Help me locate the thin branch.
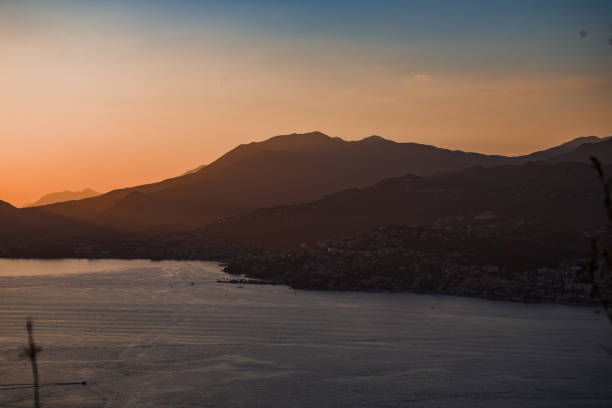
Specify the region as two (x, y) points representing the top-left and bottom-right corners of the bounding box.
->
(20, 319), (42, 408)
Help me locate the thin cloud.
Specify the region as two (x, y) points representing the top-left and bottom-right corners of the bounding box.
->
(409, 72), (431, 82)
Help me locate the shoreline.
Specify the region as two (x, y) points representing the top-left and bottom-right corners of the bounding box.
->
(217, 273), (602, 307)
(0, 250), (603, 307)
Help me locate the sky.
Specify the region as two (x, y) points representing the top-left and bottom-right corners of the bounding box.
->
(1, 0), (612, 207)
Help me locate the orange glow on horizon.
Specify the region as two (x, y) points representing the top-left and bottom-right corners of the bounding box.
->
(1, 3), (611, 207)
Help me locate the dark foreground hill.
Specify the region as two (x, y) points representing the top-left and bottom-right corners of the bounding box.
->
(204, 161), (608, 248)
(0, 200), (118, 257)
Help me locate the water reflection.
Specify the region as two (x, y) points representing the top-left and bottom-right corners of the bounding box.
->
(0, 258), (209, 277)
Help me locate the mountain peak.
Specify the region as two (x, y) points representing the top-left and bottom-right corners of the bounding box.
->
(251, 131), (340, 150)
(0, 200), (16, 211)
(293, 131), (330, 138)
(272, 131), (333, 142)
(359, 135), (392, 144)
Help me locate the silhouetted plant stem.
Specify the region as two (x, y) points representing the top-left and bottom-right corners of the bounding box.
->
(23, 318), (42, 408)
(589, 156), (612, 325)
(591, 156), (612, 223)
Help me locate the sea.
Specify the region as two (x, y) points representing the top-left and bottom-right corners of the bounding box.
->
(0, 258), (611, 407)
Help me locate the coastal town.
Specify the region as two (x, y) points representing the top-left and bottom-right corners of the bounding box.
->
(223, 225), (611, 305)
(2, 221), (610, 305)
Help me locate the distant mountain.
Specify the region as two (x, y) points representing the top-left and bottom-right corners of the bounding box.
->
(516, 136), (610, 162)
(27, 189), (100, 207)
(547, 138), (612, 164)
(25, 132), (612, 235)
(204, 161), (607, 248)
(36, 131), (516, 232)
(182, 164), (207, 176)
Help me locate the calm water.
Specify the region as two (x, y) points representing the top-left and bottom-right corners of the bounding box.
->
(0, 258), (189, 277)
(0, 258), (611, 407)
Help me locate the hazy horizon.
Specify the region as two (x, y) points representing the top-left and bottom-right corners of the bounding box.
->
(2, 0), (612, 206)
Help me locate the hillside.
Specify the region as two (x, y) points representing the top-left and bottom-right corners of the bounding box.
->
(13, 132), (611, 236)
(0, 199), (117, 257)
(204, 161), (607, 248)
(547, 138), (612, 164)
(517, 135), (610, 162)
(2, 135), (609, 259)
(36, 131), (515, 232)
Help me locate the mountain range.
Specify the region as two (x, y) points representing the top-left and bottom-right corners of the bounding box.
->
(25, 133), (612, 232)
(25, 188), (100, 207)
(33, 131), (513, 231)
(1, 132), (611, 254)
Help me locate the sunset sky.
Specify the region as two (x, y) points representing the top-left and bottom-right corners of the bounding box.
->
(1, 0), (612, 207)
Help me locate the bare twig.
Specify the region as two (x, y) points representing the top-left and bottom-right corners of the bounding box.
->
(591, 156), (612, 224)
(0, 381), (86, 391)
(589, 156), (612, 326)
(20, 318), (42, 408)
